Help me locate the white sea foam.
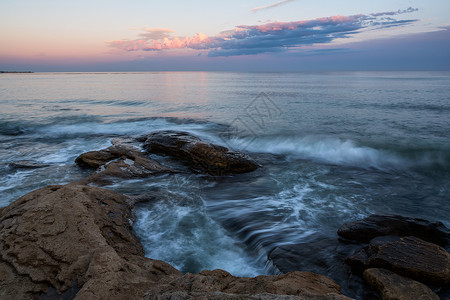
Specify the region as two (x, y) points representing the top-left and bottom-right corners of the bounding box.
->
(229, 136), (411, 170)
(134, 201), (266, 277)
(0, 170), (34, 193)
(204, 169), (372, 249)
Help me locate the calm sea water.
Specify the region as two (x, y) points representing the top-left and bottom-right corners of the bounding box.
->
(1, 72), (449, 297)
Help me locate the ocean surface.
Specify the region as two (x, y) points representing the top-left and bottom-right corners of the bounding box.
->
(1, 72), (449, 298)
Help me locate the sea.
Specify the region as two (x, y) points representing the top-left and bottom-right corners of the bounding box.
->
(1, 71), (449, 298)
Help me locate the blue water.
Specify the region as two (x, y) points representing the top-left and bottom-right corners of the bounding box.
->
(1, 72), (449, 298)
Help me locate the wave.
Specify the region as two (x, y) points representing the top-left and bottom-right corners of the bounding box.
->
(134, 199), (266, 277)
(58, 99), (149, 107)
(0, 116), (220, 139)
(3, 114), (448, 171)
(0, 120), (28, 136)
(228, 135), (450, 170)
(347, 102), (450, 112)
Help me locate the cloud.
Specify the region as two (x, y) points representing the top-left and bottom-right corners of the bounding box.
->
(251, 0), (296, 12)
(371, 7), (418, 17)
(107, 8), (419, 57)
(139, 28), (176, 40)
(108, 31), (210, 52)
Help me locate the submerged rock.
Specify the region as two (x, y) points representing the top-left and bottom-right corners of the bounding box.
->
(363, 268), (439, 300)
(8, 160), (50, 169)
(140, 130), (259, 175)
(337, 214), (450, 247)
(143, 269), (353, 300)
(268, 237), (353, 275)
(267, 236), (380, 299)
(0, 184), (181, 299)
(346, 236), (450, 285)
(75, 144), (173, 184)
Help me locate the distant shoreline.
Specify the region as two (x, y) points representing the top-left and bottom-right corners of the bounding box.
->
(0, 71), (34, 73)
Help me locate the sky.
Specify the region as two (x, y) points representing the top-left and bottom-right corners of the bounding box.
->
(1, 0), (450, 71)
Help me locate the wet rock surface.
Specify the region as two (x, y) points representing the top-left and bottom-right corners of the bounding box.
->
(363, 268), (440, 300)
(339, 215), (450, 299)
(338, 214), (450, 247)
(143, 269), (353, 300)
(346, 236), (450, 285)
(75, 144), (173, 184)
(140, 130), (259, 175)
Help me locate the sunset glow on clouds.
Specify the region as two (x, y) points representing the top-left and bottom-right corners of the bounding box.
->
(1, 0), (449, 71)
(108, 31), (210, 52)
(107, 8), (419, 57)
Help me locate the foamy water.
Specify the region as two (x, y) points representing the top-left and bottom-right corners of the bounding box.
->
(1, 71), (449, 298)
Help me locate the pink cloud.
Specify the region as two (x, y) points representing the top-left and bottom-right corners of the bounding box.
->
(106, 9), (419, 57)
(108, 32), (210, 51)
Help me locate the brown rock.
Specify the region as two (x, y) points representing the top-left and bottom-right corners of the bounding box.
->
(75, 144), (173, 184)
(337, 214), (450, 247)
(346, 236), (450, 285)
(140, 130), (259, 175)
(75, 145), (123, 169)
(143, 269), (353, 300)
(363, 268), (439, 300)
(0, 184), (181, 299)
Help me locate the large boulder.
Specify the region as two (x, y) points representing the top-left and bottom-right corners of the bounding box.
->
(0, 184), (181, 299)
(337, 214), (450, 247)
(143, 269), (353, 300)
(140, 130), (259, 175)
(346, 236), (450, 285)
(363, 268), (439, 300)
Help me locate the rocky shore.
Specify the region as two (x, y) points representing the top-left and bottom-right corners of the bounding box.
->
(1, 131), (449, 299)
(337, 215), (450, 299)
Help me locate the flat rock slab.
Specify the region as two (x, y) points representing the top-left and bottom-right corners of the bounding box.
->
(338, 214), (450, 247)
(363, 268), (439, 300)
(143, 269), (353, 300)
(140, 130), (259, 175)
(346, 236), (450, 286)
